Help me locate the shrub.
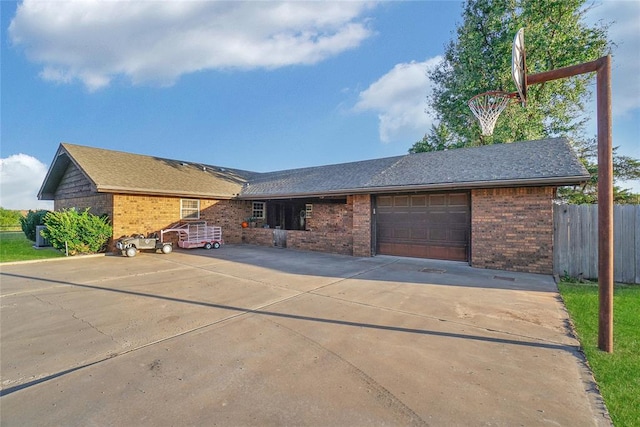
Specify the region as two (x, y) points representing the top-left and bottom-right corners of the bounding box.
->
(19, 209), (50, 241)
(41, 208), (112, 255)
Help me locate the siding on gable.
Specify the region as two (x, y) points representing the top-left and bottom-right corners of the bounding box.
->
(54, 193), (113, 218)
(55, 163), (94, 199)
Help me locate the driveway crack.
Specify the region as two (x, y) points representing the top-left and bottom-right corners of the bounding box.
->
(261, 316), (428, 426)
(30, 294), (116, 343)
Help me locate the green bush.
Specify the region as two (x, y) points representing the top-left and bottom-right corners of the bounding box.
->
(41, 208), (112, 255)
(19, 209), (50, 241)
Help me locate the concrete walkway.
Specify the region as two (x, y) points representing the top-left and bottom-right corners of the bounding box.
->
(0, 245), (610, 426)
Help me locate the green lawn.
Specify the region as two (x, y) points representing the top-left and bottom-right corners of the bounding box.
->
(0, 231), (65, 263)
(558, 281), (640, 427)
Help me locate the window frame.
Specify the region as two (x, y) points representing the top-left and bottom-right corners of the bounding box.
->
(252, 201), (266, 219)
(180, 199), (200, 220)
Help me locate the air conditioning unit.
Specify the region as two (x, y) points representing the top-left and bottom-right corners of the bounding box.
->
(35, 225), (51, 248)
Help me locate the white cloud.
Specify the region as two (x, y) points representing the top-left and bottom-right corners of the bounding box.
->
(354, 57), (441, 143)
(586, 0), (640, 116)
(8, 0), (376, 91)
(0, 154), (53, 210)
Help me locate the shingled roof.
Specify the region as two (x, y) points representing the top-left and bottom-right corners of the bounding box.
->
(239, 138), (589, 198)
(39, 143), (257, 200)
(39, 138), (589, 201)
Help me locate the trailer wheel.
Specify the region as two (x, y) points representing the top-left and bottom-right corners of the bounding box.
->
(125, 247), (137, 257)
(204, 242), (213, 250)
(161, 244), (173, 254)
(213, 242), (221, 249)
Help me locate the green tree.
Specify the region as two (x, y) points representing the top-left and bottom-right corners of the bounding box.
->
(409, 124), (461, 153)
(410, 0), (639, 202)
(19, 209), (50, 241)
(411, 0), (610, 150)
(557, 139), (640, 204)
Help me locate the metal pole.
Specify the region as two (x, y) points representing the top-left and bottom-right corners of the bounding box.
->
(597, 55), (613, 353)
(528, 55), (614, 353)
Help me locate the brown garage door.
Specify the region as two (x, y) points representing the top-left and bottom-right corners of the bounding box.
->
(376, 192), (470, 261)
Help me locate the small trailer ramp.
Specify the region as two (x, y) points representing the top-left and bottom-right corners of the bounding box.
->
(161, 222), (223, 250)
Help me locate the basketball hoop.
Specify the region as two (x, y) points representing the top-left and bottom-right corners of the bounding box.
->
(467, 91), (518, 136)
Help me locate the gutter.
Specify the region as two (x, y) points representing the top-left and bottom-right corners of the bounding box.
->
(95, 186), (239, 200)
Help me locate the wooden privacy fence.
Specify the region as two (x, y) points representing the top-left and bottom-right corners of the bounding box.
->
(554, 204), (640, 284)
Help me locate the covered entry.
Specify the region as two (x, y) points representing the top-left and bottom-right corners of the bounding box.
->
(376, 192), (470, 261)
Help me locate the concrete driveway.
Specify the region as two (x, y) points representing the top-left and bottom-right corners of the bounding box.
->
(1, 245), (609, 426)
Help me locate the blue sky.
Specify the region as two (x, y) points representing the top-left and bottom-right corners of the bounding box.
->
(1, 0), (638, 210)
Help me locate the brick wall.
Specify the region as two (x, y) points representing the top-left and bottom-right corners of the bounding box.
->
(352, 194), (372, 257)
(200, 200), (252, 244)
(241, 228), (276, 247)
(288, 230), (353, 255)
(112, 195), (250, 244)
(241, 199), (357, 256)
(471, 187), (555, 274)
(306, 202), (352, 232)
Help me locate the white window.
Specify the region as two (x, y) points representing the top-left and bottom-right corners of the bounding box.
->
(252, 202), (265, 219)
(181, 199), (200, 219)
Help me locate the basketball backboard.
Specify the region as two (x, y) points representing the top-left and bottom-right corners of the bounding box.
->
(512, 28), (527, 106)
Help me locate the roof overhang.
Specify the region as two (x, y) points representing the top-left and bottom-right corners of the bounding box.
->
(235, 175), (589, 200)
(95, 186), (237, 200)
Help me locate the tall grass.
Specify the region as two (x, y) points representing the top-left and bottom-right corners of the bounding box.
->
(558, 281), (640, 426)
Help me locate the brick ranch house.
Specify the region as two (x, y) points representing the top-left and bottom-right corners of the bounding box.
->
(38, 138), (588, 274)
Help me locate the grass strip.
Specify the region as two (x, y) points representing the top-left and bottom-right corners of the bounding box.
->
(558, 281), (640, 426)
(0, 231), (65, 263)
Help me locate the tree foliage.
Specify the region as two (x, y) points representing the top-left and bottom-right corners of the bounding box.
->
(412, 0), (610, 150)
(41, 208), (112, 255)
(19, 210), (50, 241)
(410, 0), (639, 202)
(557, 139), (640, 204)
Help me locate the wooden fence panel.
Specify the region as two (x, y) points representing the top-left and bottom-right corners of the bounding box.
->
(554, 204), (639, 284)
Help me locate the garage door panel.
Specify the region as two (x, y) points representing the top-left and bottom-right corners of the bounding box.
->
(378, 196), (393, 207)
(429, 228), (448, 241)
(428, 212), (449, 223)
(394, 196), (410, 207)
(376, 192), (470, 261)
(429, 194), (447, 206)
(411, 228), (428, 240)
(449, 212), (470, 224)
(394, 228), (411, 239)
(449, 228), (468, 243)
(449, 193), (469, 206)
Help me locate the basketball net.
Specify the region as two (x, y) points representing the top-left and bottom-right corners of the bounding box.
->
(467, 91), (518, 136)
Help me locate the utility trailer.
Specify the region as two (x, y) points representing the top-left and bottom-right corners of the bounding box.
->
(161, 222), (223, 250)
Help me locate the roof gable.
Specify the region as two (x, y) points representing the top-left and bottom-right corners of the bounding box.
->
(39, 143), (256, 200)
